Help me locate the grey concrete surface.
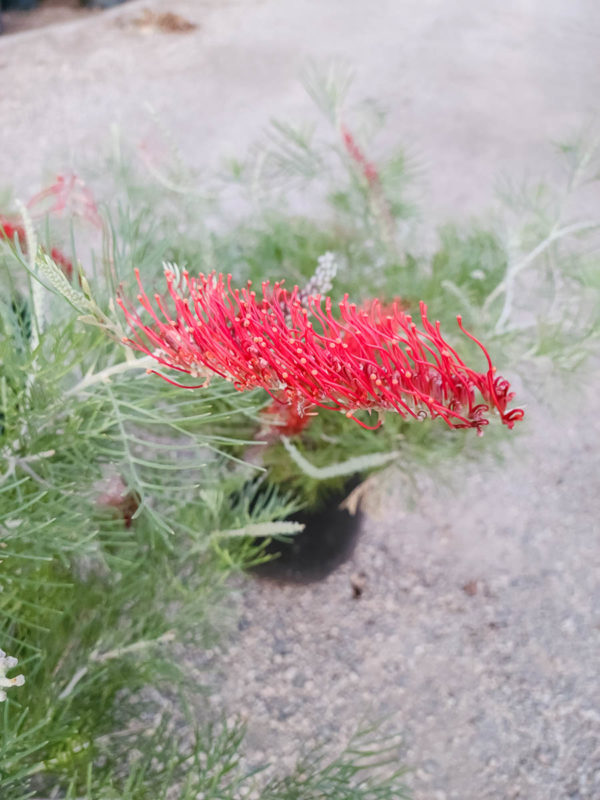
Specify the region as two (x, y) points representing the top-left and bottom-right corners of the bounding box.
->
(2, 0), (600, 216)
(2, 2), (599, 798)
(206, 391), (600, 800)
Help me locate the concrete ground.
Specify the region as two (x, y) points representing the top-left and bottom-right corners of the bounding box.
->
(2, 2), (599, 798)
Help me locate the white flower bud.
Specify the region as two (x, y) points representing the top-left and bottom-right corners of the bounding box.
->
(0, 648), (25, 701)
(299, 251), (339, 304)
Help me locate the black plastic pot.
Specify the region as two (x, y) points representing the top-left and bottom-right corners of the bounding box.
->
(252, 478), (363, 584)
(85, 0), (129, 7)
(0, 0), (128, 9)
(1, 0), (37, 8)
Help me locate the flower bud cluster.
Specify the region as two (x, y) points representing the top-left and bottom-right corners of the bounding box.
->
(298, 251), (338, 305)
(0, 648), (25, 702)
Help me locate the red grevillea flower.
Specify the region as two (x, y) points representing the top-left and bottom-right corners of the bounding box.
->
(97, 473), (140, 529)
(27, 173), (103, 230)
(0, 218), (26, 248)
(0, 173), (101, 281)
(341, 124), (380, 186)
(49, 247), (74, 281)
(340, 123), (395, 243)
(118, 269), (524, 434)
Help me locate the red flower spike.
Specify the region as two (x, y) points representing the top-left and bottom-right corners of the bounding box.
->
(0, 218), (26, 247)
(1, 173), (100, 282)
(27, 174), (103, 230)
(97, 474), (140, 529)
(340, 125), (381, 187)
(260, 399), (315, 438)
(118, 270), (524, 434)
(49, 247), (74, 281)
(339, 123), (396, 245)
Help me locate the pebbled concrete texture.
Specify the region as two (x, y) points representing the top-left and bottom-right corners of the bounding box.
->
(2, 2), (599, 798)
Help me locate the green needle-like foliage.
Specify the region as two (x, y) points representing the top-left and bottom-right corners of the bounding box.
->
(0, 236), (293, 793)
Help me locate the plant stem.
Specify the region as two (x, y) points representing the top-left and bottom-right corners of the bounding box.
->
(57, 631), (176, 700)
(486, 220), (599, 333)
(281, 436), (399, 480)
(64, 355), (156, 398)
